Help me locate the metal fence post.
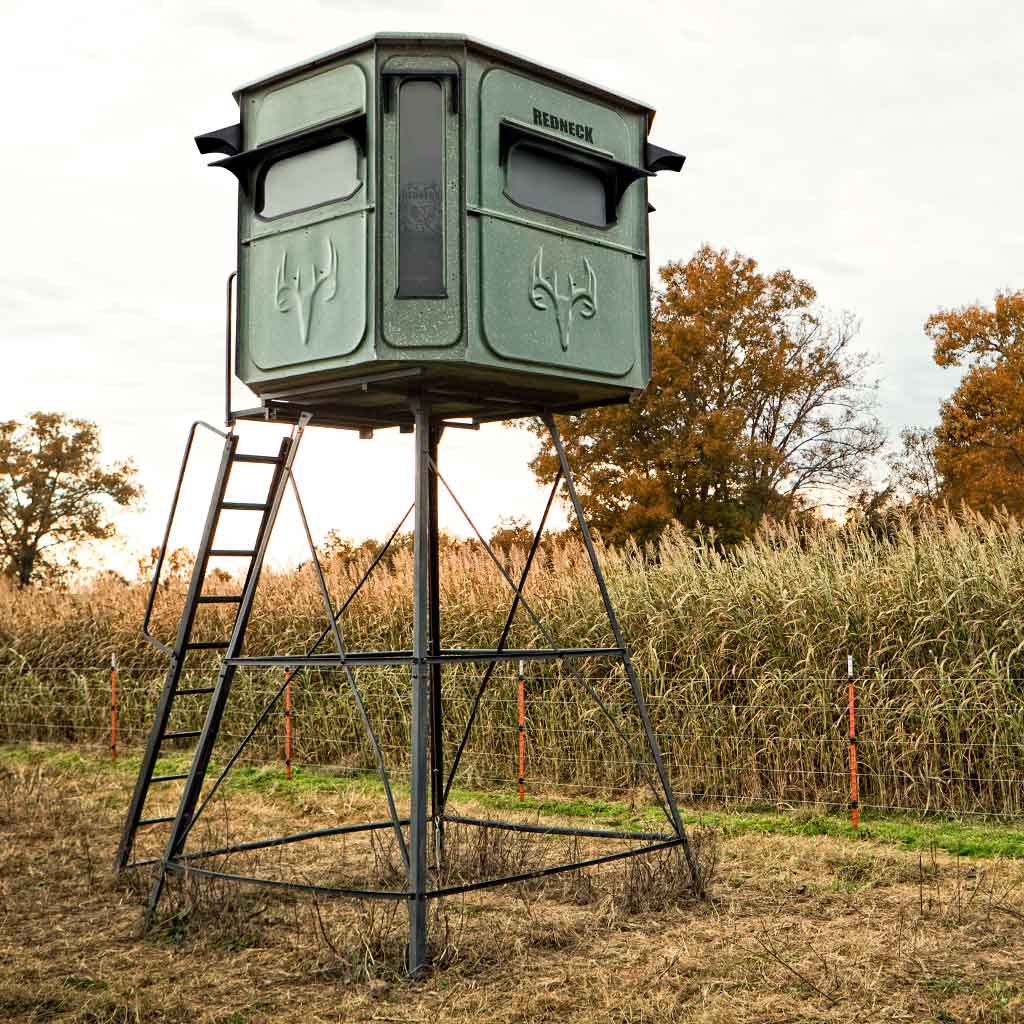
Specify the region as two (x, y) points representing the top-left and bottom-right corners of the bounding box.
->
(110, 653), (118, 762)
(517, 659), (526, 802)
(284, 669), (293, 780)
(847, 654), (859, 831)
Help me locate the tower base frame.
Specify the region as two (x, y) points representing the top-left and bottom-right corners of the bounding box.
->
(118, 403), (702, 977)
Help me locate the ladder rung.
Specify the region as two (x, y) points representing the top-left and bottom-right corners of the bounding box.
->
(152, 773), (189, 783)
(176, 686), (216, 696)
(163, 730), (201, 741)
(220, 501), (269, 511)
(138, 816), (175, 827)
(185, 641), (230, 650)
(209, 549), (256, 557)
(196, 595), (243, 604)
(233, 453), (282, 465)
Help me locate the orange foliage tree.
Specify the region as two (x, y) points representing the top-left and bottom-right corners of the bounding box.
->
(529, 246), (884, 544)
(927, 289), (1024, 515)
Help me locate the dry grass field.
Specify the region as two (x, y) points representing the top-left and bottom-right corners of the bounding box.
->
(3, 745), (1024, 1023)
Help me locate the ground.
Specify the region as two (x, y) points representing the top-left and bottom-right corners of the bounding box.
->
(2, 745), (1024, 1023)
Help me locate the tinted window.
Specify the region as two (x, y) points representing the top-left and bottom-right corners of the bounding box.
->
(506, 143), (608, 227)
(260, 137), (359, 219)
(398, 80), (445, 298)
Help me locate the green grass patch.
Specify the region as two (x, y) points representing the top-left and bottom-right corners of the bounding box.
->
(5, 742), (1024, 860)
(455, 788), (663, 831)
(680, 806), (1024, 859)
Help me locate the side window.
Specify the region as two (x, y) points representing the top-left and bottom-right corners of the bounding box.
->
(397, 79), (445, 298)
(505, 142), (609, 228)
(258, 137), (360, 219)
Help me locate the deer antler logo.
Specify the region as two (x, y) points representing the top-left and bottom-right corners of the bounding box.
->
(529, 247), (597, 352)
(274, 237), (338, 345)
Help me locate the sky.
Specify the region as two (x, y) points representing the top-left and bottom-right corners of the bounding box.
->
(3, 1), (1022, 575)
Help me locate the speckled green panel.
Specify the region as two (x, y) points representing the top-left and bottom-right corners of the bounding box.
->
(478, 69), (645, 254)
(379, 54), (463, 351)
(249, 64), (366, 146)
(479, 220), (638, 377)
(242, 210), (368, 372)
(235, 54), (375, 390)
(471, 68), (648, 386)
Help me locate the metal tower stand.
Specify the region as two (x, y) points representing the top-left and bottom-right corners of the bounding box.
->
(117, 399), (702, 977)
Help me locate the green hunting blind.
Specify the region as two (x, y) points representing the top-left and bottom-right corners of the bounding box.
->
(195, 32), (684, 426)
(119, 33), (698, 978)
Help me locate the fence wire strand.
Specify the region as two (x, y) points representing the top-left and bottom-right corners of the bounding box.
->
(3, 664), (1024, 822)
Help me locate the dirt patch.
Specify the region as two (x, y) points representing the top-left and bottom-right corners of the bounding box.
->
(2, 748), (1024, 1022)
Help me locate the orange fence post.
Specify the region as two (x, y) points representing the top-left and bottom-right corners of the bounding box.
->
(110, 653), (118, 761)
(284, 669), (293, 780)
(517, 659), (526, 802)
(847, 654), (859, 830)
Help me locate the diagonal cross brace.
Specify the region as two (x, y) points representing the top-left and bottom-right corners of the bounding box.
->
(430, 456), (677, 835)
(544, 412), (701, 891)
(440, 467), (562, 808)
(288, 473), (410, 868)
(176, 499), (416, 859)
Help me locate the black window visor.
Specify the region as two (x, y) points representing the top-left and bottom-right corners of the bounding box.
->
(201, 112), (368, 206)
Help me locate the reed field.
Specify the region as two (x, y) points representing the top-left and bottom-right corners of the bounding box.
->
(2, 508), (1024, 818)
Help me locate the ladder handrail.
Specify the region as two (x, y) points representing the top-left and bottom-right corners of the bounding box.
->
(142, 419), (231, 655)
(225, 270), (237, 429)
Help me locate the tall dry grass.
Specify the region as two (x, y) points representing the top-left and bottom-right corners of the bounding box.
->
(2, 507), (1023, 817)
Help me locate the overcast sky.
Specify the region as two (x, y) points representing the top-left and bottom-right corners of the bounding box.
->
(4, 1), (1022, 574)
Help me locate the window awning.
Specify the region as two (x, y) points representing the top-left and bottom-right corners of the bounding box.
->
(194, 113), (368, 194)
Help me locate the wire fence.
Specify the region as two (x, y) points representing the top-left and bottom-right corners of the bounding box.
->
(2, 661), (1024, 822)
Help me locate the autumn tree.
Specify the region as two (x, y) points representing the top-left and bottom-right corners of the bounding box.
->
(927, 289), (1024, 515)
(0, 412), (141, 587)
(489, 514), (534, 552)
(137, 545), (195, 581)
(887, 427), (942, 504)
(529, 246), (884, 544)
(319, 529), (380, 567)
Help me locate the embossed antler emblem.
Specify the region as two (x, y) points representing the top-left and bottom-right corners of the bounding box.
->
(275, 237), (338, 345)
(529, 247), (597, 352)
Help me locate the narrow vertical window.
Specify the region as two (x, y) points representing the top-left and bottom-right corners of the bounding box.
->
(398, 80), (445, 298)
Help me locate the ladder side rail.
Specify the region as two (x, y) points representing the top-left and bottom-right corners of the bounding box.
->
(113, 431), (239, 872)
(148, 424), (306, 914)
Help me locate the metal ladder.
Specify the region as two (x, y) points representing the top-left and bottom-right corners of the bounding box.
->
(113, 419), (305, 872)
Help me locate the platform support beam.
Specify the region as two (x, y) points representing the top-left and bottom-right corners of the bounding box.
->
(427, 422), (445, 866)
(407, 399), (432, 976)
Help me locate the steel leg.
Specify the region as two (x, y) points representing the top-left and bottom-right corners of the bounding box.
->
(427, 424), (444, 869)
(544, 412), (702, 892)
(407, 400), (431, 975)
